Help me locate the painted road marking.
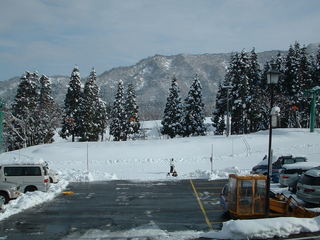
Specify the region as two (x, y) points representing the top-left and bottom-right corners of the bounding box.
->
(190, 179), (228, 230)
(190, 179), (213, 230)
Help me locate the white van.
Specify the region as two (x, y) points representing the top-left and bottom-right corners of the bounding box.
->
(0, 164), (50, 193)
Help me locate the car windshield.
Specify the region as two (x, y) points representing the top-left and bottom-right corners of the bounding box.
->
(300, 174), (320, 186)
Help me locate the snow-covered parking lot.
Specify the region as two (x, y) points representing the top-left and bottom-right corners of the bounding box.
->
(0, 128), (320, 239)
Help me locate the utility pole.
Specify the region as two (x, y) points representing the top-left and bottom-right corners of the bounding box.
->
(210, 144), (213, 175)
(223, 85), (233, 137)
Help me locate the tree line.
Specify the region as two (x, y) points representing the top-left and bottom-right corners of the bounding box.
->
(2, 41), (320, 151)
(3, 66), (141, 151)
(213, 42), (320, 135)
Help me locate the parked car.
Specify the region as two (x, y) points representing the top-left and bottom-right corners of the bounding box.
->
(250, 164), (282, 183)
(296, 167), (320, 205)
(279, 162), (319, 192)
(0, 164), (50, 193)
(251, 155), (308, 183)
(0, 181), (21, 204)
(276, 156), (307, 166)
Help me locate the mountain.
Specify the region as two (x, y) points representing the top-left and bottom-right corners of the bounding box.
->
(0, 43), (318, 120)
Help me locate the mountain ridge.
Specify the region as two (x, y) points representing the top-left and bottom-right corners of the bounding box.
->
(1, 42), (319, 120)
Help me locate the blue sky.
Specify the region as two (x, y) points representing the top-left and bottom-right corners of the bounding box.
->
(0, 0), (319, 81)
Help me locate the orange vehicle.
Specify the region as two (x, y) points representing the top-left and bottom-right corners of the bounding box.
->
(225, 174), (318, 219)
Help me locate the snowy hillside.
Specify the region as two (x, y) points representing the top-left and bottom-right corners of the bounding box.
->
(1, 128), (319, 182)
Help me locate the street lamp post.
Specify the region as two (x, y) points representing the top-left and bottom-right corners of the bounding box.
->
(265, 64), (280, 216)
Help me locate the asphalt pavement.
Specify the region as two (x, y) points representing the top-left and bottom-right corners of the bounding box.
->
(0, 179), (227, 240)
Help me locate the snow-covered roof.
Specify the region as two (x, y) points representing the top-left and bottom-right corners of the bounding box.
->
(282, 162), (319, 170)
(305, 168), (320, 177)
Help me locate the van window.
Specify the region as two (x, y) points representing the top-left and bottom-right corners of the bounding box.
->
(4, 167), (42, 176)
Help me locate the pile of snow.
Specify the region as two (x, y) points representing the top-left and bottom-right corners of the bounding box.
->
(0, 180), (68, 221)
(63, 221), (202, 240)
(202, 216), (320, 239)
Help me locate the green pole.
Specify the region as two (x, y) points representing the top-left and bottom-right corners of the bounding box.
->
(310, 93), (316, 133)
(0, 100), (3, 152)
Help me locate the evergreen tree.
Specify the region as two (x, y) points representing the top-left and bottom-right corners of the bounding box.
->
(110, 80), (128, 141)
(37, 75), (59, 144)
(182, 74), (206, 137)
(125, 83), (140, 138)
(228, 52), (251, 134)
(11, 72), (39, 148)
(60, 66), (82, 142)
(297, 46), (313, 127)
(161, 76), (184, 138)
(313, 45), (320, 87)
(212, 83), (226, 135)
(312, 45), (320, 127)
(247, 48), (262, 132)
(78, 68), (102, 141)
(96, 99), (108, 141)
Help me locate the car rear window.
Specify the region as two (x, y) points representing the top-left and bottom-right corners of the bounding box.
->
(283, 159), (295, 164)
(4, 167), (42, 176)
(300, 174), (320, 186)
(294, 157), (306, 163)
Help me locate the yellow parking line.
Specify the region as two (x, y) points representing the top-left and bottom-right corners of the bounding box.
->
(190, 179), (213, 230)
(210, 221), (223, 225)
(193, 182), (223, 185)
(206, 209), (223, 213)
(195, 187), (223, 190)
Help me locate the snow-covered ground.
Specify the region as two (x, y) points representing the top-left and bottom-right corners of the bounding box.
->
(0, 127), (320, 239)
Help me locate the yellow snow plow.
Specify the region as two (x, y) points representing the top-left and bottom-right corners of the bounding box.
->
(225, 174), (318, 219)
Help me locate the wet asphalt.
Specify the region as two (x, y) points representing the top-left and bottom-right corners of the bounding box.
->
(0, 179), (227, 240)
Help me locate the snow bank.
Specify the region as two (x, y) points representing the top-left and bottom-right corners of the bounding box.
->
(0, 180), (68, 221)
(202, 216), (320, 239)
(62, 221), (203, 240)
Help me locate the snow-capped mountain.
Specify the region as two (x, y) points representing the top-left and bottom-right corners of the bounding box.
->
(0, 43), (318, 120)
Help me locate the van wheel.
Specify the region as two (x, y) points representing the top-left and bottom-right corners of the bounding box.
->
(0, 192), (9, 204)
(24, 186), (37, 193)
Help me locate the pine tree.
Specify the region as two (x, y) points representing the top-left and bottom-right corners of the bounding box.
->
(161, 76), (184, 138)
(297, 46), (313, 127)
(110, 80), (128, 141)
(11, 72), (39, 148)
(247, 48), (262, 132)
(60, 66), (82, 142)
(228, 52), (251, 134)
(78, 68), (102, 141)
(125, 83), (140, 138)
(212, 83), (226, 135)
(37, 75), (59, 144)
(96, 99), (108, 141)
(312, 45), (320, 127)
(313, 45), (320, 87)
(182, 74), (206, 137)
